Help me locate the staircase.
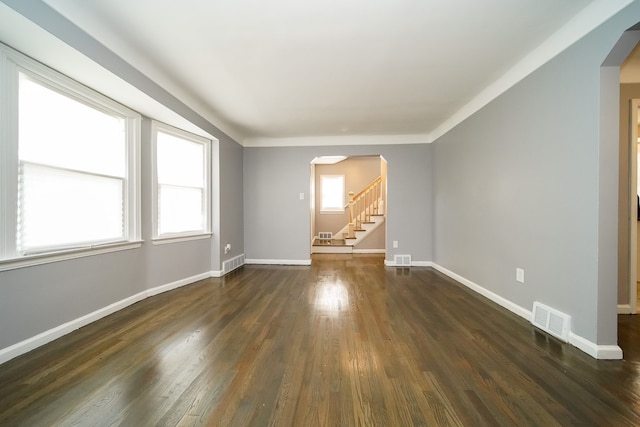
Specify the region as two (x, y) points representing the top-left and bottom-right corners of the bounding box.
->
(312, 176), (385, 254)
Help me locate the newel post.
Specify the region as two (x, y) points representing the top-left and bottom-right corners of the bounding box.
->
(348, 191), (355, 239)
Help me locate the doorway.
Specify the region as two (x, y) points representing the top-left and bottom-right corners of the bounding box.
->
(620, 38), (640, 314)
(309, 155), (387, 254)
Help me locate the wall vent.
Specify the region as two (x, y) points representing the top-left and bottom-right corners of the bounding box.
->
(394, 254), (412, 266)
(318, 232), (332, 240)
(531, 302), (571, 342)
(223, 254), (245, 275)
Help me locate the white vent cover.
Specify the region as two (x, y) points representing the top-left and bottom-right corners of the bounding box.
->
(394, 254), (412, 266)
(531, 302), (571, 342)
(318, 232), (332, 240)
(223, 254), (245, 275)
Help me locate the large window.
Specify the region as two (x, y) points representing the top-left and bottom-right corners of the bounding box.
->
(0, 44), (141, 268)
(152, 121), (211, 241)
(320, 175), (345, 213)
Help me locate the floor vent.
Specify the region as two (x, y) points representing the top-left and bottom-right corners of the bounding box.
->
(223, 254), (245, 275)
(318, 232), (332, 240)
(394, 254), (412, 266)
(531, 302), (571, 342)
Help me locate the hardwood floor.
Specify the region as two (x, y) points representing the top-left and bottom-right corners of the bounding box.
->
(2, 254), (640, 426)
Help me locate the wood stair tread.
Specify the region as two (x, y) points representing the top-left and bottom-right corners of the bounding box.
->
(313, 239), (348, 247)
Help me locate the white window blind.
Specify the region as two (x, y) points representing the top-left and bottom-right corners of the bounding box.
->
(18, 163), (124, 251)
(10, 69), (137, 256)
(154, 124), (210, 238)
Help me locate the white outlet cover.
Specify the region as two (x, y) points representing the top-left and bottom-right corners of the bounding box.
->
(393, 241), (398, 248)
(516, 268), (524, 283)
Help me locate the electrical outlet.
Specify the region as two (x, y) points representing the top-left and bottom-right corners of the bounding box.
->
(516, 268), (524, 283)
(393, 241), (398, 249)
(224, 243), (231, 254)
(299, 192), (305, 200)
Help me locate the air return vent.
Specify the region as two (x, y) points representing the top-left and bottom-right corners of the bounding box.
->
(394, 254), (412, 266)
(318, 232), (332, 240)
(223, 254), (245, 275)
(531, 302), (571, 342)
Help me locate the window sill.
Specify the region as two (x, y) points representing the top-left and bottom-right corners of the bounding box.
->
(0, 241), (143, 272)
(152, 233), (212, 245)
(320, 210), (346, 215)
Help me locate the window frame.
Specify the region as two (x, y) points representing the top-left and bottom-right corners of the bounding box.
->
(151, 120), (212, 244)
(319, 175), (346, 214)
(0, 43), (142, 271)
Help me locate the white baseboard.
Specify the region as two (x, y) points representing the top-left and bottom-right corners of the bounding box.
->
(432, 263), (532, 321)
(245, 259), (312, 266)
(432, 263), (623, 360)
(384, 260), (433, 267)
(0, 271), (211, 366)
(147, 272), (210, 297)
(352, 249), (385, 254)
(618, 304), (634, 314)
(411, 261), (433, 267)
(569, 333), (623, 359)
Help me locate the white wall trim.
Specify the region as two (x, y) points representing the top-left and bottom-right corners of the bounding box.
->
(352, 249), (385, 254)
(0, 271), (211, 365)
(383, 260), (433, 267)
(147, 272), (210, 297)
(411, 261), (433, 267)
(245, 258), (312, 266)
(432, 263), (532, 320)
(569, 333), (623, 360)
(243, 133), (431, 147)
(618, 304), (634, 314)
(211, 269), (224, 278)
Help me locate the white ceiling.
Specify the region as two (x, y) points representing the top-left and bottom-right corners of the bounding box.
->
(29, 0), (634, 144)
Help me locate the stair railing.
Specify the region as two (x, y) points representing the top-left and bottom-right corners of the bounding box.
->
(348, 176), (383, 239)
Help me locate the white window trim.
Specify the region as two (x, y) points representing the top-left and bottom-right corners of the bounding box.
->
(320, 175), (346, 214)
(151, 120), (212, 243)
(0, 42), (141, 270)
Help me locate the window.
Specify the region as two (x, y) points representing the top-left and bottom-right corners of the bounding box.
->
(0, 43), (141, 268)
(152, 121), (211, 241)
(320, 175), (345, 213)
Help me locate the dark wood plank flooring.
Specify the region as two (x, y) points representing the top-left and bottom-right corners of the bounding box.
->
(1, 254), (640, 426)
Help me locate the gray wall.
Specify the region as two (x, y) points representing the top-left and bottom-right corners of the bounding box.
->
(432, 3), (640, 344)
(217, 136), (245, 269)
(244, 144), (431, 262)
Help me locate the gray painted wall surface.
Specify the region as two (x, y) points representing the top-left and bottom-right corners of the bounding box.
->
(432, 4), (640, 344)
(244, 144), (431, 262)
(217, 138), (245, 269)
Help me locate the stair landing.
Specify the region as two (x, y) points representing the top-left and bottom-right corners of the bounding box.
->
(312, 238), (352, 254)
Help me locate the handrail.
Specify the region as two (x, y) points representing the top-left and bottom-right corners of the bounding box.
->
(348, 176), (384, 239)
(351, 176), (382, 200)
